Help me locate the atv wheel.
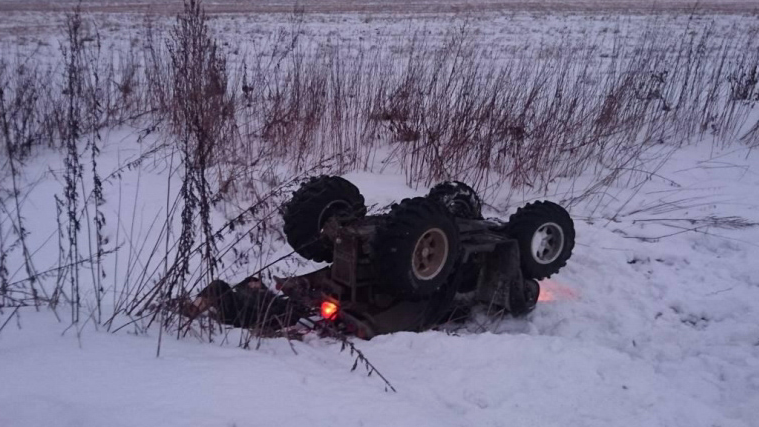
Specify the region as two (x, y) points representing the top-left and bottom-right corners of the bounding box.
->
(427, 181), (483, 219)
(373, 198), (461, 297)
(506, 201), (574, 280)
(509, 279), (540, 317)
(282, 176), (366, 262)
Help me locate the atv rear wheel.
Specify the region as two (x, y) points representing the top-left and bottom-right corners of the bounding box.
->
(506, 201), (574, 280)
(282, 176), (366, 262)
(373, 198), (461, 297)
(427, 181), (483, 219)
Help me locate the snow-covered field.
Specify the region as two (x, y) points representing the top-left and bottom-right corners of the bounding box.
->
(2, 137), (758, 427)
(1, 4), (759, 427)
(1, 0), (758, 13)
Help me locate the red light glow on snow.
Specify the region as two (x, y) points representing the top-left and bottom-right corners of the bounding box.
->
(538, 279), (578, 302)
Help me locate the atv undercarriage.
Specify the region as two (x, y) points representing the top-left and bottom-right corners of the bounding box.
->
(185, 177), (575, 339)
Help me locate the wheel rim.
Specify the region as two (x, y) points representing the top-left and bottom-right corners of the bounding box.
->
(318, 200), (352, 230)
(448, 199), (475, 218)
(412, 228), (449, 280)
(530, 222), (564, 265)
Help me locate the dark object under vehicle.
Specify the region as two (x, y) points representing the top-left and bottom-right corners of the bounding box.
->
(187, 176), (575, 339)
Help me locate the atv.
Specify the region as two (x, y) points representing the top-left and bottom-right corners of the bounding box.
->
(269, 176), (575, 338)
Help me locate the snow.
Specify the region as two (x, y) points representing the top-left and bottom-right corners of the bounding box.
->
(0, 313), (750, 427)
(2, 136), (758, 427)
(1, 0), (758, 14)
(2, 5), (759, 427)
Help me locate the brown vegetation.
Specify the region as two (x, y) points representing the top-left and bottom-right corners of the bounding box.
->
(1, 0), (758, 343)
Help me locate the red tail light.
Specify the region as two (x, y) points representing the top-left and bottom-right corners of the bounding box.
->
(321, 300), (339, 320)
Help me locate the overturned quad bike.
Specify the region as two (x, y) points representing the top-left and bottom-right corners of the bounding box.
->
(185, 176), (575, 339)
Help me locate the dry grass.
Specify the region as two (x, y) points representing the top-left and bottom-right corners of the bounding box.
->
(1, 1), (758, 341)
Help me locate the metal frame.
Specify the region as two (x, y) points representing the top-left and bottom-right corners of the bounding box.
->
(277, 215), (538, 338)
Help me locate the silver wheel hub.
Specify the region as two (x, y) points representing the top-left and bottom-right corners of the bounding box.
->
(530, 222), (564, 265)
(412, 228), (449, 280)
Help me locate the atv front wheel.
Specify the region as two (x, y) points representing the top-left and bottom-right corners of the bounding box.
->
(506, 201), (574, 280)
(427, 181), (483, 219)
(282, 176), (366, 262)
(373, 198), (461, 297)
